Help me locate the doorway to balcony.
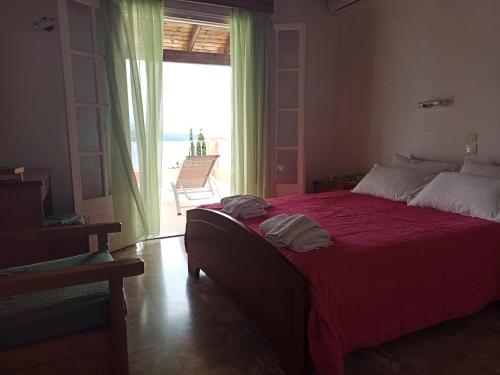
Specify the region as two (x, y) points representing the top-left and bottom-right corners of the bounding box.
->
(159, 18), (232, 236)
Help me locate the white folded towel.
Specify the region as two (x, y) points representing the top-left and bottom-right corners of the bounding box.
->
(289, 228), (332, 252)
(221, 195), (270, 219)
(261, 214), (320, 247)
(260, 214), (332, 252)
(259, 214), (289, 234)
(221, 195), (271, 208)
(239, 205), (267, 219)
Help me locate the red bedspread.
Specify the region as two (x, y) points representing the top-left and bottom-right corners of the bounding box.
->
(205, 191), (500, 375)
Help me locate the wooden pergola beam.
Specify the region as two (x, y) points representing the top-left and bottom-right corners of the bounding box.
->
(188, 25), (201, 51)
(223, 33), (230, 54)
(163, 49), (230, 66)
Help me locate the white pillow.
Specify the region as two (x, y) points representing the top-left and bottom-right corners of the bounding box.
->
(460, 159), (500, 179)
(391, 153), (461, 173)
(352, 164), (437, 202)
(409, 172), (500, 223)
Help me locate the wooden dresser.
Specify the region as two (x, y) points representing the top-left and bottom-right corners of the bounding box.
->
(0, 180), (46, 267)
(0, 169), (88, 268)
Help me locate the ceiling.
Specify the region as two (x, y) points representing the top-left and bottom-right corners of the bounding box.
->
(163, 18), (230, 65)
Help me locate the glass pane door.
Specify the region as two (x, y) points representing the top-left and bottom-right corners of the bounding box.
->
(274, 24), (306, 196)
(61, 0), (113, 225)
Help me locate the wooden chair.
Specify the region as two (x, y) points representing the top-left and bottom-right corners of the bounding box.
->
(0, 223), (144, 375)
(170, 155), (220, 215)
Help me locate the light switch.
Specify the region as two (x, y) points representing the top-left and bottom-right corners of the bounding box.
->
(465, 143), (477, 155)
(466, 132), (478, 143)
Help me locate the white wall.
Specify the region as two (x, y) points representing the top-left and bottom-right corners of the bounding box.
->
(273, 0), (339, 191)
(0, 0), (74, 214)
(334, 0), (500, 175)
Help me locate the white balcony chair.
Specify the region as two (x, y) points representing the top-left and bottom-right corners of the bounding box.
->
(170, 155), (220, 215)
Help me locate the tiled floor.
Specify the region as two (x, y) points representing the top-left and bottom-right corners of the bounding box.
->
(115, 238), (500, 375)
(159, 178), (230, 237)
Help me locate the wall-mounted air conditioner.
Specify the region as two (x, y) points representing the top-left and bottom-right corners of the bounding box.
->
(328, 0), (363, 13)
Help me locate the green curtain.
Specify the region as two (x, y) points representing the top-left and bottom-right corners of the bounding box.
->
(104, 0), (163, 248)
(230, 9), (273, 197)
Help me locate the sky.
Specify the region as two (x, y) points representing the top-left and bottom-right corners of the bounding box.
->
(163, 62), (231, 140)
(129, 62), (232, 170)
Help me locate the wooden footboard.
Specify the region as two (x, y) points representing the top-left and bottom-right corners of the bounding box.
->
(185, 208), (309, 375)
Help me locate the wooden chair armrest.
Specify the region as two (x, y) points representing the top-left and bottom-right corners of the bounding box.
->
(0, 222), (121, 252)
(0, 258), (143, 298)
(0, 222), (121, 240)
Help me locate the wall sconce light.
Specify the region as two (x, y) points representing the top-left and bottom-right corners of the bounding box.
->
(417, 98), (453, 109)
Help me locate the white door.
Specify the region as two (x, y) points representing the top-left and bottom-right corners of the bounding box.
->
(274, 24), (306, 197)
(58, 0), (113, 224)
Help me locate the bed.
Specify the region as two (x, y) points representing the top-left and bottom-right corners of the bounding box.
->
(185, 191), (500, 375)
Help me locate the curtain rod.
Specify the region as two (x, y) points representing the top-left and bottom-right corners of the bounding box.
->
(177, 0), (274, 13)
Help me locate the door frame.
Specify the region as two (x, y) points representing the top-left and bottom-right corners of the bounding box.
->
(273, 23), (306, 196)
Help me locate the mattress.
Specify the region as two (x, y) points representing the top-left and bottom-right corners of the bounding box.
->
(209, 191), (500, 375)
